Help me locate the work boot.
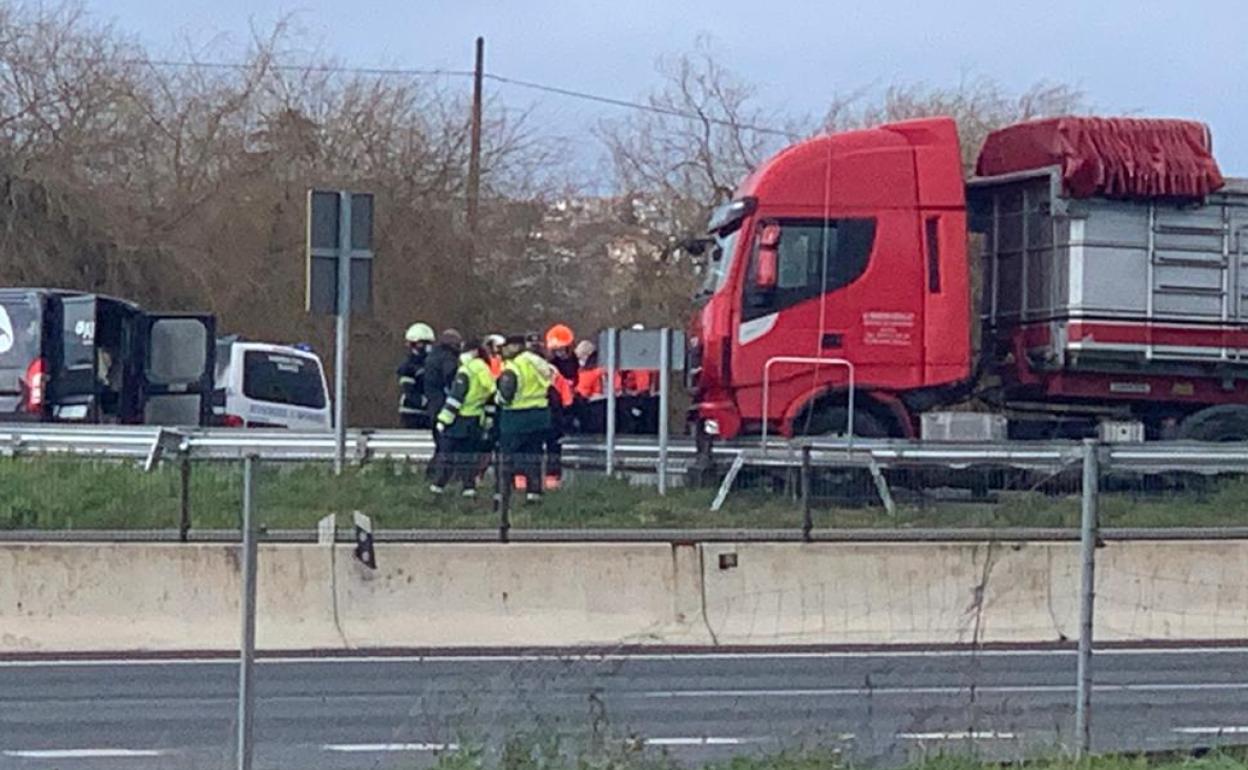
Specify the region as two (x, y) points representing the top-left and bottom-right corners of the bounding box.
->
(429, 484), (446, 495)
(462, 488), (477, 499)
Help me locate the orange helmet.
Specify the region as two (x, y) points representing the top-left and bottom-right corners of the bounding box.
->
(545, 323), (574, 350)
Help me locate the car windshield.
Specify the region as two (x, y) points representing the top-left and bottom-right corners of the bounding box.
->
(243, 351), (327, 409)
(695, 226), (741, 301)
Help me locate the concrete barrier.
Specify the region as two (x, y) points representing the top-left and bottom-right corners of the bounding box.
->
(1, 540), (1245, 653)
(699, 540), (1248, 645)
(0, 542), (708, 653)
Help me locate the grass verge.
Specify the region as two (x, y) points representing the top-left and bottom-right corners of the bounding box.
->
(2, 456), (1248, 531)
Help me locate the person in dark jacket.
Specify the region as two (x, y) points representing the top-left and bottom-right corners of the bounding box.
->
(423, 329), (463, 420)
(422, 328), (463, 477)
(397, 322), (435, 429)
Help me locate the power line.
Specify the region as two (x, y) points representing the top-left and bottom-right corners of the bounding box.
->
(124, 57), (474, 79)
(482, 73), (795, 138)
(101, 55), (794, 138)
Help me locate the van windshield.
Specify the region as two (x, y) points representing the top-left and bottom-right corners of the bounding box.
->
(0, 296), (40, 395)
(243, 351), (327, 409)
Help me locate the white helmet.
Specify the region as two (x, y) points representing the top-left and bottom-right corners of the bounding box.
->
(485, 333), (506, 349)
(405, 322), (435, 344)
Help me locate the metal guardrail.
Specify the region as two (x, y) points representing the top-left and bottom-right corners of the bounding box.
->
(5, 526), (1248, 543)
(7, 424), (1248, 473)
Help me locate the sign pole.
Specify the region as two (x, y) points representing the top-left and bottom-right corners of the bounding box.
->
(333, 192), (353, 475)
(657, 328), (670, 495)
(605, 328), (617, 476)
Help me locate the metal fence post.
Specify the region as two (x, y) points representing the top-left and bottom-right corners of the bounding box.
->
(496, 450), (510, 543)
(236, 455), (258, 770)
(801, 446), (813, 542)
(1075, 439), (1099, 757)
(178, 454), (192, 543)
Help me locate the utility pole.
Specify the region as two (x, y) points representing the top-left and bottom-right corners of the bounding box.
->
(467, 36), (484, 235)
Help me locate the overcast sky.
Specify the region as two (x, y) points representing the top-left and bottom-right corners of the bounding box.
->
(82, 0), (1248, 173)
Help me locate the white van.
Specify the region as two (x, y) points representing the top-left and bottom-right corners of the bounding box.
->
(212, 340), (331, 430)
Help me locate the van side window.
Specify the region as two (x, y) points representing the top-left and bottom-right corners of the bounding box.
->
(743, 218), (876, 321)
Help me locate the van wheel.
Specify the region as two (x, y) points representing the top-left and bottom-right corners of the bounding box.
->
(1178, 405), (1248, 442)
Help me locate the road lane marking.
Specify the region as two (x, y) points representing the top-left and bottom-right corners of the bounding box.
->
(898, 731), (1016, 740)
(640, 682), (1248, 698)
(1175, 726), (1248, 735)
(645, 737), (756, 746)
(6, 645), (1248, 667)
(322, 743), (458, 752)
(2, 748), (168, 758)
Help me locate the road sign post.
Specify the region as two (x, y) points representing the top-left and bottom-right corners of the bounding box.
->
(307, 190), (374, 475)
(658, 329), (671, 495)
(333, 193), (352, 475)
(604, 329), (617, 476)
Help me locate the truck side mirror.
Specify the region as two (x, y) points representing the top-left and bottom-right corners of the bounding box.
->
(754, 223), (781, 290)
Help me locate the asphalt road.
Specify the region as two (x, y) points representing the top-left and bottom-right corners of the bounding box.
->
(3, 647), (1248, 769)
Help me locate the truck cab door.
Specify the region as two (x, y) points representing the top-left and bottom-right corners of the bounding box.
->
(139, 314), (216, 426)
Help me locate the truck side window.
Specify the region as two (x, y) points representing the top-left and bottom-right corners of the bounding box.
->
(744, 218), (876, 320)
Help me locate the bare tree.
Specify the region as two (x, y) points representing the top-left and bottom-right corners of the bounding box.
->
(824, 76), (1087, 170)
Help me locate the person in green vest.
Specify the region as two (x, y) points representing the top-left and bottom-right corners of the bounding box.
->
(430, 340), (498, 498)
(496, 334), (554, 504)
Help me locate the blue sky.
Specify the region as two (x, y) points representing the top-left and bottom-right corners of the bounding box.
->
(83, 0), (1248, 173)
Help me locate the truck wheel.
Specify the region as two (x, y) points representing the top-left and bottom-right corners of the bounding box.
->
(798, 406), (891, 438)
(1178, 405), (1248, 442)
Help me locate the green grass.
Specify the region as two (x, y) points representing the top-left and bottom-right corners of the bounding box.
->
(2, 456), (1248, 531)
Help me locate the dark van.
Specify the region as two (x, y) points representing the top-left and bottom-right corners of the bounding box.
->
(0, 289), (215, 425)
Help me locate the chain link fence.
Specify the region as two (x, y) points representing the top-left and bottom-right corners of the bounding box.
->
(3, 436), (1248, 538)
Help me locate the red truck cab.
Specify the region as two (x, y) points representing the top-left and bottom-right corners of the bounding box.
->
(689, 117), (971, 438)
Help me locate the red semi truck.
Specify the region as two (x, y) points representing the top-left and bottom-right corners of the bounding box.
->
(688, 116), (1248, 441)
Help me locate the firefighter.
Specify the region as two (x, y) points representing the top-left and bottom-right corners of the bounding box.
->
(429, 341), (497, 497)
(423, 328), (463, 477)
(496, 334), (553, 504)
(396, 322), (435, 429)
(543, 323), (577, 489)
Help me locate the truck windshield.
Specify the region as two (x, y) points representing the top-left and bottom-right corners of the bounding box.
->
(695, 227), (741, 300)
(0, 296), (40, 395)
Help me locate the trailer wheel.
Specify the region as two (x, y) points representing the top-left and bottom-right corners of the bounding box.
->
(1178, 405), (1248, 442)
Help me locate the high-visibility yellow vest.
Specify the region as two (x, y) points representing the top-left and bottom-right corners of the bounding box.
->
(459, 356), (496, 418)
(503, 351), (552, 411)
